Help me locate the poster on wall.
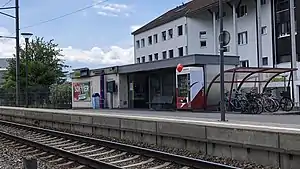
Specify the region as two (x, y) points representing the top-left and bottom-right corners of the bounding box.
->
(73, 82), (91, 102)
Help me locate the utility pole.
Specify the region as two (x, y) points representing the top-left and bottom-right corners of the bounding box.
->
(15, 0), (20, 106)
(256, 0), (263, 93)
(219, 0), (225, 121)
(0, 0), (20, 106)
(290, 0), (297, 102)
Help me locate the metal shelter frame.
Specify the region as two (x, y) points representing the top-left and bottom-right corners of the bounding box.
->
(205, 67), (298, 108)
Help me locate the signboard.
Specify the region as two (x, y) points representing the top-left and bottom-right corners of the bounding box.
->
(73, 82), (91, 102)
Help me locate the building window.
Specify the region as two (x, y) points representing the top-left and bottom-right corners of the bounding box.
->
(148, 36), (152, 45)
(162, 31), (166, 41)
(136, 40), (140, 48)
(237, 5), (247, 18)
(162, 51), (167, 59)
(154, 53), (158, 60)
(261, 26), (267, 35)
(240, 60), (249, 67)
(141, 39), (145, 47)
(169, 49), (174, 58)
(178, 25), (183, 36)
(199, 31), (206, 39)
(168, 29), (173, 39)
(178, 47), (184, 57)
(185, 46), (188, 55)
(148, 54), (152, 61)
(238, 31), (248, 45)
(154, 34), (158, 43)
(261, 0), (267, 5)
(137, 58), (140, 63)
(262, 57), (268, 65)
(200, 41), (207, 48)
(141, 56), (145, 63)
(278, 22), (290, 37)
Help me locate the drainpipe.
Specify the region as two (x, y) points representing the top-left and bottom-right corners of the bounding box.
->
(232, 3), (238, 55)
(213, 12), (217, 54)
(185, 16), (189, 55)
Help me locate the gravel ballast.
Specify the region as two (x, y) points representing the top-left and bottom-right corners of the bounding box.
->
(0, 122), (278, 169)
(0, 139), (59, 169)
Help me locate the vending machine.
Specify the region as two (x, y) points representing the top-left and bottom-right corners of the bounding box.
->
(176, 66), (205, 110)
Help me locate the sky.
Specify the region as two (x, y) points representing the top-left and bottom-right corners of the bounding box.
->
(0, 0), (190, 70)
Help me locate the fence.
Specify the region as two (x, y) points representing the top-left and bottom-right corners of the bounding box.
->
(0, 87), (72, 109)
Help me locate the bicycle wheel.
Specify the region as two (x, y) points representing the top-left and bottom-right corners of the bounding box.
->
(265, 98), (277, 112)
(280, 97), (294, 112)
(273, 98), (280, 112)
(255, 99), (264, 114)
(239, 99), (248, 114)
(231, 98), (241, 111)
(249, 101), (260, 114)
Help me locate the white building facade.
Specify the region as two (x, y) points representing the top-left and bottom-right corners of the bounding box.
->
(133, 0), (300, 102)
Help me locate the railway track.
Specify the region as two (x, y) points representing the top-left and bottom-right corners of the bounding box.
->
(0, 120), (240, 169)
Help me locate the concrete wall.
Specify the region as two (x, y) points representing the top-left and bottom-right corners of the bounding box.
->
(72, 76), (101, 108)
(1, 106), (300, 169)
(105, 74), (119, 109)
(105, 74), (129, 109)
(118, 74), (129, 108)
(72, 74), (127, 109)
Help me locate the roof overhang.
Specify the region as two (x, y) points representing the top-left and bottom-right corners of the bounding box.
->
(118, 54), (239, 74)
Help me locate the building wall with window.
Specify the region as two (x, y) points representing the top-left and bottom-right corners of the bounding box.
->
(133, 0), (275, 68)
(134, 17), (188, 63)
(186, 0), (273, 68)
(187, 12), (214, 55)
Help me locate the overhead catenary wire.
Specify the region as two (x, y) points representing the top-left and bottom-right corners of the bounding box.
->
(0, 0), (110, 38)
(20, 0), (109, 30)
(2, 0), (13, 7)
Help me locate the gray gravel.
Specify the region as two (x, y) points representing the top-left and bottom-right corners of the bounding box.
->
(0, 123), (278, 169)
(69, 130), (278, 169)
(0, 138), (59, 169)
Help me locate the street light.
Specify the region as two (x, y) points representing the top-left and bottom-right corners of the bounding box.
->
(21, 32), (33, 108)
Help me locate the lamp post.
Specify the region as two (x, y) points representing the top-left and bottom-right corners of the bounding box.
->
(21, 32), (33, 108)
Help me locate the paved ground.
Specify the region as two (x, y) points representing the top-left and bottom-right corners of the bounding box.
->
(71, 109), (300, 128)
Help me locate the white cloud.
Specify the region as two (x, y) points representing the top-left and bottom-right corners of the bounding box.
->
(130, 25), (142, 32)
(93, 1), (132, 17)
(0, 27), (134, 67)
(97, 11), (118, 17)
(61, 46), (134, 66)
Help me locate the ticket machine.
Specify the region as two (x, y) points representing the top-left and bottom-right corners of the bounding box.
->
(176, 66), (205, 110)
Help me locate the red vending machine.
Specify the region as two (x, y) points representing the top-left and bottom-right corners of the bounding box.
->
(176, 66), (205, 110)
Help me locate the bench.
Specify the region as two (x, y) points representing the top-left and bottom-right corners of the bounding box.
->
(148, 96), (174, 110)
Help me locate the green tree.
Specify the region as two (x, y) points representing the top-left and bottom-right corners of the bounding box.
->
(1, 37), (69, 106)
(49, 83), (72, 109)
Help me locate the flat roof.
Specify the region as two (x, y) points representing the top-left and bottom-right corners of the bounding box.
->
(117, 54), (239, 74)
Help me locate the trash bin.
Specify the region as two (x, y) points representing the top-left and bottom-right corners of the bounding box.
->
(92, 93), (100, 109)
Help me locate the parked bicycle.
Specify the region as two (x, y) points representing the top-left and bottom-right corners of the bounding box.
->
(219, 87), (294, 114)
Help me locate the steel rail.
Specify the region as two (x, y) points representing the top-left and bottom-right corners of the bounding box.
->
(0, 120), (240, 169)
(0, 128), (122, 169)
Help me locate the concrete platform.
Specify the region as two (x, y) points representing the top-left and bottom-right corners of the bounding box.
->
(70, 109), (300, 128)
(0, 106), (300, 169)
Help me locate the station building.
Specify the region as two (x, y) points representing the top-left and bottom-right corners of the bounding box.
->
(71, 0), (299, 109)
